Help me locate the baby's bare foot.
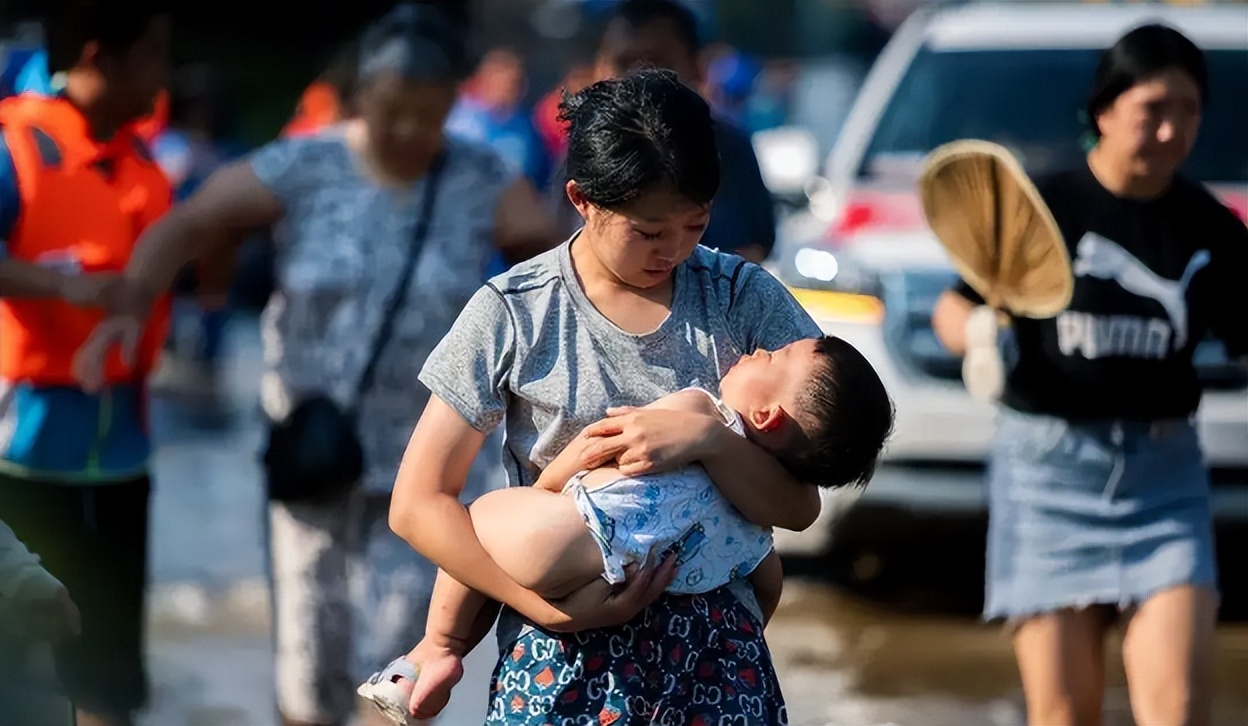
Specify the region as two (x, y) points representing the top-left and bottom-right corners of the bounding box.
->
(407, 649), (465, 720)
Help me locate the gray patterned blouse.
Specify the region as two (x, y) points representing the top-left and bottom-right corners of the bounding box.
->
(250, 129), (514, 494)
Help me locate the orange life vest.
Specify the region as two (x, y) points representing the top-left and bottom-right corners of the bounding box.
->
(0, 94), (171, 386)
(281, 81), (343, 139)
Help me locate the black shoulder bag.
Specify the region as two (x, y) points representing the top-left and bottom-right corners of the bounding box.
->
(263, 153), (447, 502)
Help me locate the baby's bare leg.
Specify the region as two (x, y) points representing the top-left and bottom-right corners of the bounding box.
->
(469, 487), (604, 599)
(369, 490), (602, 722)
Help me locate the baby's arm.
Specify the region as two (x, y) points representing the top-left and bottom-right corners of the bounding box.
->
(534, 389), (724, 493)
(746, 550), (783, 627)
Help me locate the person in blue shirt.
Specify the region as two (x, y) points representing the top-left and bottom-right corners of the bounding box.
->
(446, 48), (553, 279)
(446, 48), (551, 191)
(547, 0), (777, 264)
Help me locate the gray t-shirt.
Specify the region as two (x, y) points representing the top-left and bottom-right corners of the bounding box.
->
(250, 130), (515, 494)
(421, 239), (821, 484)
(420, 238), (820, 641)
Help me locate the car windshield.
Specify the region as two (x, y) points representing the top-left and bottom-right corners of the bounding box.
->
(860, 47), (1248, 182)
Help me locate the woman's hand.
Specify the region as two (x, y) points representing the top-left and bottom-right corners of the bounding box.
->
(579, 408), (729, 477)
(534, 556), (678, 632)
(73, 314), (146, 393)
(58, 272), (127, 309)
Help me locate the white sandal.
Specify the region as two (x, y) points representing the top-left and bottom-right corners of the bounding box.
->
(357, 656), (420, 726)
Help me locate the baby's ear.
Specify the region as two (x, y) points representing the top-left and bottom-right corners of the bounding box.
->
(750, 405), (786, 433)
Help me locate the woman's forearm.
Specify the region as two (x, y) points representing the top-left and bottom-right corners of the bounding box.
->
(701, 426), (821, 531)
(124, 207), (232, 302)
(0, 259), (69, 299)
(423, 568), (502, 656)
(124, 162), (282, 309)
(390, 490), (564, 627)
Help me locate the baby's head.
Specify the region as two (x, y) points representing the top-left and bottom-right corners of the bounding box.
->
(718, 336), (894, 489)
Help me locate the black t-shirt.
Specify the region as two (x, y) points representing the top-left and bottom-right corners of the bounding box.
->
(953, 164), (1248, 421)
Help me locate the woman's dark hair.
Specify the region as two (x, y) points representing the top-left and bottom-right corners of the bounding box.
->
(1086, 23), (1208, 133)
(44, 0), (169, 74)
(356, 2), (469, 87)
(558, 68), (719, 208)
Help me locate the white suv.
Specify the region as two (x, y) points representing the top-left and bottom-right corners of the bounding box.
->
(772, 1), (1248, 555)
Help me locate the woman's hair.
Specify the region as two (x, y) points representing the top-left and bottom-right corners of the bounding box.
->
(1086, 23), (1208, 133)
(558, 68), (719, 208)
(356, 2), (468, 87)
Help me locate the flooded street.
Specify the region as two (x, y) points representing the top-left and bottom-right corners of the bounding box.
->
(17, 316), (1241, 726)
(769, 578), (1247, 726)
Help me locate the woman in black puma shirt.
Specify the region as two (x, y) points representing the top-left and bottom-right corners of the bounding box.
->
(934, 24), (1247, 726)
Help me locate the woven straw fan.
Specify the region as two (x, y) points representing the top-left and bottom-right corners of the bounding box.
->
(919, 140), (1072, 318)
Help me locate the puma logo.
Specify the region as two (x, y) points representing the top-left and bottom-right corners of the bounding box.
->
(1073, 232), (1209, 349)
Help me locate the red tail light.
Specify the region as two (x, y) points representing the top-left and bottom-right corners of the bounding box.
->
(1210, 187), (1247, 226)
(821, 190), (926, 246)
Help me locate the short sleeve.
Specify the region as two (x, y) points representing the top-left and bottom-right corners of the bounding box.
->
(249, 136), (320, 208)
(727, 263), (822, 350)
(418, 283), (516, 432)
(0, 133), (20, 258)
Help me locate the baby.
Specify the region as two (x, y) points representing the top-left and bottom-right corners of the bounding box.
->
(359, 335), (893, 724)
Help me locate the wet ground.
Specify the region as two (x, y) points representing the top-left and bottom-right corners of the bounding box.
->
(7, 315), (1245, 725)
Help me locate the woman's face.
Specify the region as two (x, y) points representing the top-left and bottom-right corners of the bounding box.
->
(1095, 67), (1202, 184)
(356, 73), (455, 180)
(571, 183), (711, 289)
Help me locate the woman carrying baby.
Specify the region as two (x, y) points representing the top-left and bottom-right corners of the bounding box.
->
(382, 68), (892, 725)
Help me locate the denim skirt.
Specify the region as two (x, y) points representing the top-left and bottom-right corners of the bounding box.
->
(984, 408), (1218, 621)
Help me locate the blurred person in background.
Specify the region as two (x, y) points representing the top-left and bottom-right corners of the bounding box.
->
(228, 42), (364, 315)
(531, 58), (593, 161)
(446, 47), (551, 191)
(701, 44), (760, 129)
(282, 41), (359, 140)
(548, 0), (777, 264)
(446, 46), (552, 279)
(3, 43), (169, 146)
(150, 63), (247, 409)
(0, 2), (172, 726)
(74, 4), (557, 725)
(744, 58), (800, 134)
(933, 24), (1247, 726)
(153, 64), (244, 201)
